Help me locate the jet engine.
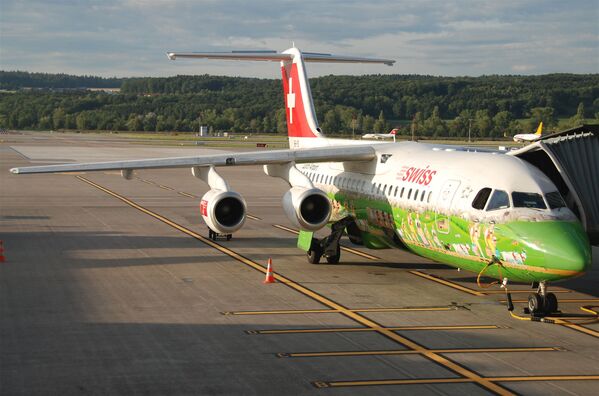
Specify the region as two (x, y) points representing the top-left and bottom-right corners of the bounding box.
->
(200, 189), (247, 234)
(282, 187), (331, 231)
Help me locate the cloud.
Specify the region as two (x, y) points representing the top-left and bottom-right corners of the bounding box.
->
(0, 0), (597, 77)
(512, 64), (536, 72)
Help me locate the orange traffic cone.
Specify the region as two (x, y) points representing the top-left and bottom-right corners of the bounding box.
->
(0, 240), (5, 263)
(263, 258), (275, 284)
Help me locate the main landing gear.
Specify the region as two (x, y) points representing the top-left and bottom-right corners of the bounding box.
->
(306, 217), (354, 265)
(525, 281), (558, 316)
(208, 228), (232, 241)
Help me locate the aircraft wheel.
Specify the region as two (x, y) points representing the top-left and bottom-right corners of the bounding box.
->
(226, 234), (232, 241)
(544, 292), (558, 314)
(528, 293), (543, 314)
(307, 248), (322, 264)
(326, 245), (341, 264)
(208, 229), (214, 240)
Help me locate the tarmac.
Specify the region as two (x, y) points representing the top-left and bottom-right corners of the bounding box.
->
(1, 131), (598, 395)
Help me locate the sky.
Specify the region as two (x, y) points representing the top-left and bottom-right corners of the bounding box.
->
(1, 0), (598, 78)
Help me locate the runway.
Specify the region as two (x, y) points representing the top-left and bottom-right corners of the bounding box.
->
(1, 132), (598, 395)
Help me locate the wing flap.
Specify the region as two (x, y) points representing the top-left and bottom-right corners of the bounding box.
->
(10, 145), (376, 175)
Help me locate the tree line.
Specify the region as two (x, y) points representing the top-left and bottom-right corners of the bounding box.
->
(1, 71), (597, 137)
(0, 71), (123, 90)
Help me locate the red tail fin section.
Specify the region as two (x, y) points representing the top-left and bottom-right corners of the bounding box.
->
(281, 49), (321, 141)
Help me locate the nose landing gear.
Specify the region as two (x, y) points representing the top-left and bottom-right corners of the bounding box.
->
(526, 281), (559, 316)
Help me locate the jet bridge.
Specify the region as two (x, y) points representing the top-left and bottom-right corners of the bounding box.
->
(510, 124), (599, 245)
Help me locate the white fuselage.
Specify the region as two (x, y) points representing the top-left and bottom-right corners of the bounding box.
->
(296, 141), (573, 227)
(513, 134), (541, 143)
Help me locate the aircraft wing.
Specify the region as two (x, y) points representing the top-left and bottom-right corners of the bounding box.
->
(9, 145), (376, 175)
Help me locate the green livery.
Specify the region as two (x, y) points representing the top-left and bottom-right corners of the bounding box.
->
(322, 191), (591, 283)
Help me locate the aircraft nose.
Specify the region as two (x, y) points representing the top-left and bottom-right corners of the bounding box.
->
(539, 222), (591, 276)
(507, 221), (591, 279)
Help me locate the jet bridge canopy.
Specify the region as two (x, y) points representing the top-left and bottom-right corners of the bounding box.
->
(510, 124), (599, 245)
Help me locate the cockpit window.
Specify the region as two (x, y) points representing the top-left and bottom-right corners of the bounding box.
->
(486, 190), (510, 211)
(472, 188), (492, 210)
(512, 192), (547, 209)
(545, 191), (567, 209)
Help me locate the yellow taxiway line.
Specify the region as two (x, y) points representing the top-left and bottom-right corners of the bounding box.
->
(246, 324), (502, 335)
(272, 224), (381, 261)
(278, 346), (562, 358)
(483, 289), (571, 294)
(314, 375), (599, 388)
(559, 322), (599, 338)
(177, 191), (197, 198)
(222, 305), (459, 315)
(502, 298), (599, 304)
(409, 270), (487, 296)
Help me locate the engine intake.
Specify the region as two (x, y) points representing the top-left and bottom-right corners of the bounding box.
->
(282, 187), (331, 231)
(200, 189), (247, 234)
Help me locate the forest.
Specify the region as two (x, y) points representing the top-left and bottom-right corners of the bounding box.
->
(1, 71), (598, 138)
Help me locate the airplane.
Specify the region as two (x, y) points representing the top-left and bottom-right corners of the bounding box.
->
(10, 47), (591, 317)
(363, 128), (398, 141)
(513, 122), (543, 142)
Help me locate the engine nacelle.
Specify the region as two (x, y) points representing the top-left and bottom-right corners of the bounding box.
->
(200, 189), (247, 234)
(282, 187), (331, 231)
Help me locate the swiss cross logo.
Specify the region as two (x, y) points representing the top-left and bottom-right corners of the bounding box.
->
(287, 77), (296, 124)
(200, 200), (208, 216)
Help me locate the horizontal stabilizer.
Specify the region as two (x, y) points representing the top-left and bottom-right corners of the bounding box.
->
(167, 51), (291, 62)
(167, 50), (394, 66)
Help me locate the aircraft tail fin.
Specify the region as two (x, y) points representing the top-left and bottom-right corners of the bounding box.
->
(167, 48), (394, 148)
(535, 122), (543, 136)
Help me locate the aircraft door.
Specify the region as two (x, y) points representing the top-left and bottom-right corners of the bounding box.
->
(435, 179), (461, 234)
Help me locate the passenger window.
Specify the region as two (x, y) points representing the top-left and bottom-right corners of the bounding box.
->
(472, 188), (492, 210)
(408, 188), (412, 199)
(420, 190), (425, 201)
(486, 190), (510, 211)
(383, 184), (388, 195)
(394, 186), (398, 197)
(427, 191), (432, 203)
(512, 192), (547, 209)
(400, 187), (405, 198)
(546, 191), (566, 209)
